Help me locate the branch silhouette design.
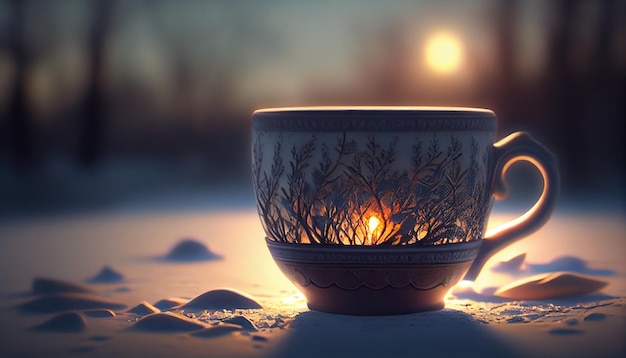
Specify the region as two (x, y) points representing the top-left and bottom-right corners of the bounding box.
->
(253, 133), (487, 245)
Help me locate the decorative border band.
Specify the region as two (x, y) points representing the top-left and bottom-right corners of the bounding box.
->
(253, 110), (496, 132)
(266, 239), (481, 265)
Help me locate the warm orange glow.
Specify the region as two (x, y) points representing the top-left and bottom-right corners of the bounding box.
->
(281, 292), (306, 306)
(367, 215), (382, 245)
(456, 280), (474, 288)
(424, 32), (463, 74)
(417, 228), (428, 240)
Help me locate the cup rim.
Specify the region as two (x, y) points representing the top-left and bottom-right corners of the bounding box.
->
(253, 106), (494, 116)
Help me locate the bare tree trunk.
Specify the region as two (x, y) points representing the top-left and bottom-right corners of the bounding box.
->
(492, 0), (519, 131)
(590, 0), (616, 77)
(79, 0), (115, 166)
(7, 0), (33, 170)
(585, 0), (624, 191)
(544, 0), (580, 188)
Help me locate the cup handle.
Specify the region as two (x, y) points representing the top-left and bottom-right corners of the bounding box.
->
(463, 132), (560, 281)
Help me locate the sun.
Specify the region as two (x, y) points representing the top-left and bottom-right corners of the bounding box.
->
(424, 32), (463, 74)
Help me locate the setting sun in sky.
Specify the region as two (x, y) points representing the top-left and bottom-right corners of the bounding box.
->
(424, 32), (464, 74)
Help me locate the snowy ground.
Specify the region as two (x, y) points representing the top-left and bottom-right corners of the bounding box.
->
(0, 205), (624, 357)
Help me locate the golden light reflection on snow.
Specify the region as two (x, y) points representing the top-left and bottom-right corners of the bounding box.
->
(281, 292), (306, 306)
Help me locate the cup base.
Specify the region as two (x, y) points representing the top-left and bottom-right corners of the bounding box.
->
(266, 239), (479, 315)
(305, 282), (447, 316)
(308, 302), (445, 316)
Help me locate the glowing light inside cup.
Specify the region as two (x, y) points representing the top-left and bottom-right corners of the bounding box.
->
(367, 215), (382, 245)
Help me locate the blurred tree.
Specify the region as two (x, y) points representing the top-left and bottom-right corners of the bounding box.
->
(6, 0), (33, 170)
(79, 0), (116, 166)
(140, 1), (275, 177)
(491, 0), (519, 130)
(543, 0), (624, 192)
(147, 1), (267, 127)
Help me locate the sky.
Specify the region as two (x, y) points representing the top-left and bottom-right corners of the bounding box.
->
(0, 0), (554, 121)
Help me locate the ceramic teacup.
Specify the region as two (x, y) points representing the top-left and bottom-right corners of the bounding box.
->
(252, 107), (559, 315)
